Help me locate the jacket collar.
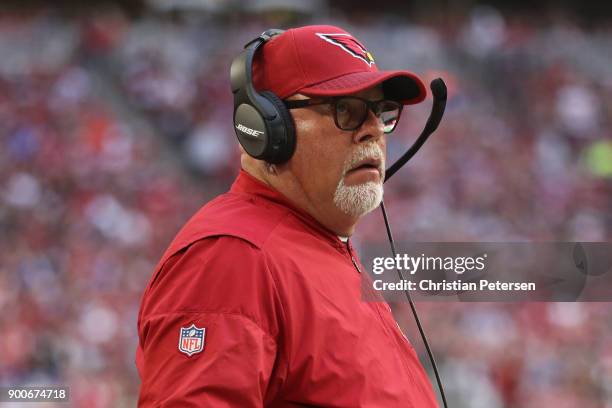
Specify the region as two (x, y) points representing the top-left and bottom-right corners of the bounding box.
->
(230, 169), (349, 251)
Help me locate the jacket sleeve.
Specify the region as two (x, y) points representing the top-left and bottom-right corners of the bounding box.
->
(136, 236), (284, 407)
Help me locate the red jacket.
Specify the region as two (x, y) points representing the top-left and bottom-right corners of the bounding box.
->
(137, 170), (438, 407)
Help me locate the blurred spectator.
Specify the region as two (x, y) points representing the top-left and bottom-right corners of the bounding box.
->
(0, 5), (610, 407)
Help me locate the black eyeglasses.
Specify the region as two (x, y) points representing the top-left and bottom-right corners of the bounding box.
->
(284, 96), (403, 134)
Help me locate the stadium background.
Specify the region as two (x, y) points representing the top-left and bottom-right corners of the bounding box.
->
(0, 0), (611, 406)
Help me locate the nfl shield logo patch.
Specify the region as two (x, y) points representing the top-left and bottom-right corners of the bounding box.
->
(178, 324), (206, 356)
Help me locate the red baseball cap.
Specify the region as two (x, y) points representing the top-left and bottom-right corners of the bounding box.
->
(252, 25), (427, 105)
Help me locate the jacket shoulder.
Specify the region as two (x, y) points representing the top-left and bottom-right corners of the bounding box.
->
(158, 191), (289, 266)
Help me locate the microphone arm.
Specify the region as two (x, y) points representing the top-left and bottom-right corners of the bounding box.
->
(385, 78), (448, 183)
(380, 78), (449, 408)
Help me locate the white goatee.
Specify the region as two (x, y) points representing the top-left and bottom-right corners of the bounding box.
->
(333, 144), (384, 217)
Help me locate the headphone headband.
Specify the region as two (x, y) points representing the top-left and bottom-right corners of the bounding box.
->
(231, 29), (296, 164)
(230, 29), (284, 106)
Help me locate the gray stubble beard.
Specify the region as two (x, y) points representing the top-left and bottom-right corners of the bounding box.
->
(333, 144), (385, 218)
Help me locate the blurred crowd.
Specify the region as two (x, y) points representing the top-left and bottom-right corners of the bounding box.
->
(0, 5), (610, 407)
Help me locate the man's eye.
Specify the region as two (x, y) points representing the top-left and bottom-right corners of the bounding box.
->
(336, 102), (349, 114)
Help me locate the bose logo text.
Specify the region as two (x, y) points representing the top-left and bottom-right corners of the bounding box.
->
(236, 124), (264, 137)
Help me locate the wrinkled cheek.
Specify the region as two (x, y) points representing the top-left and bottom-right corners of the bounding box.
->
(296, 119), (340, 167)
(293, 117), (347, 197)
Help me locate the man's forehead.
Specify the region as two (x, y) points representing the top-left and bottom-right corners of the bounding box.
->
(288, 85), (384, 101)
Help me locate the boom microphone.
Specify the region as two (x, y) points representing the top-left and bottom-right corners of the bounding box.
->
(385, 78), (448, 183)
(381, 78), (449, 408)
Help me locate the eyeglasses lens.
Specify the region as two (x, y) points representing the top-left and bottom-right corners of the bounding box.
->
(335, 98), (400, 133)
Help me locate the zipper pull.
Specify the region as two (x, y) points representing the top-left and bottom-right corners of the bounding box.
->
(346, 240), (361, 274)
(351, 256), (361, 273)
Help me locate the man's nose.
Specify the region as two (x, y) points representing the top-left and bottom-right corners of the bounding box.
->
(352, 109), (385, 144)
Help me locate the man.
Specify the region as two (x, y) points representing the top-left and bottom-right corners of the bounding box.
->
(137, 25), (439, 407)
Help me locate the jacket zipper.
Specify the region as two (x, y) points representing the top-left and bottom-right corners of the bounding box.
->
(344, 239), (418, 387)
(344, 239), (361, 274)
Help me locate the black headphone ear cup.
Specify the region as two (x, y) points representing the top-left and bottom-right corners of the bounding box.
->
(260, 91), (296, 164)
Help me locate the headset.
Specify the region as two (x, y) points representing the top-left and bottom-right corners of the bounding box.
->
(230, 29), (449, 408)
(230, 29), (295, 164)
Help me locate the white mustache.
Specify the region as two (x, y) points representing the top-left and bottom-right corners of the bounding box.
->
(342, 144), (385, 176)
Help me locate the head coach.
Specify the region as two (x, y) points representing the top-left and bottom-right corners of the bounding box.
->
(136, 25), (439, 407)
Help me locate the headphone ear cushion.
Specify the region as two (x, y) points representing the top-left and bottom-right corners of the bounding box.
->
(260, 91), (296, 164)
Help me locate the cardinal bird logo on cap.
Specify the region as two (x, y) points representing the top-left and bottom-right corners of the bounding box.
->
(316, 33), (376, 67)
